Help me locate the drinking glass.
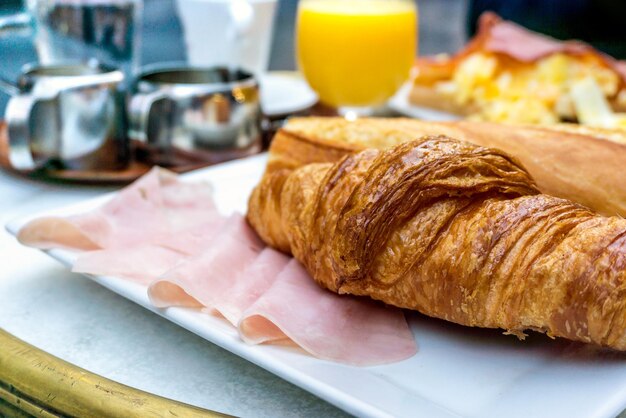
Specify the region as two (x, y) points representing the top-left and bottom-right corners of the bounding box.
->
(296, 0), (417, 118)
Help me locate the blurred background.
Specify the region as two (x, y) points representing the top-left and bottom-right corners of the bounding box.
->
(1, 0), (625, 111)
(0, 0), (467, 111)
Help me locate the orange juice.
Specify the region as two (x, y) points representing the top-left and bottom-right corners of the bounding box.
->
(297, 0), (417, 107)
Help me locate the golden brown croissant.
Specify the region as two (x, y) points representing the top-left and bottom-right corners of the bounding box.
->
(248, 135), (626, 349)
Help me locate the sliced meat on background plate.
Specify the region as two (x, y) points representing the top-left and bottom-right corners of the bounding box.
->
(17, 167), (222, 251)
(238, 260), (417, 366)
(213, 247), (291, 326)
(148, 213), (265, 309)
(72, 245), (189, 285)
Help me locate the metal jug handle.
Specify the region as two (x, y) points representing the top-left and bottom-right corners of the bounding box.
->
(128, 90), (172, 145)
(5, 94), (40, 171)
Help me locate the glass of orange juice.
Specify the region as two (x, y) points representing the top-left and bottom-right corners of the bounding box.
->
(296, 0), (417, 117)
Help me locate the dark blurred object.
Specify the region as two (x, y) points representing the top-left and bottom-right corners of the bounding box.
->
(32, 0), (139, 78)
(0, 0), (140, 81)
(418, 0), (467, 57)
(0, 1), (38, 112)
(468, 0), (626, 59)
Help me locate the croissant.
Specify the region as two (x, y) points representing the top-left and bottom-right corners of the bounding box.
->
(247, 135), (626, 350)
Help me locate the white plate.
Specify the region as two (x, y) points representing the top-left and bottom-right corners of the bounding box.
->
(6, 154), (626, 418)
(260, 72), (318, 117)
(388, 83), (461, 121)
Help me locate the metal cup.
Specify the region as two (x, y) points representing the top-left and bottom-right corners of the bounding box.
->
(5, 62), (129, 171)
(128, 66), (262, 167)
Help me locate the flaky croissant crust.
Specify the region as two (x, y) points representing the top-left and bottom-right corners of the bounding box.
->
(248, 135), (626, 350)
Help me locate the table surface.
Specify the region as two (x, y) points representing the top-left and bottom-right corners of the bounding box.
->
(0, 0), (467, 416)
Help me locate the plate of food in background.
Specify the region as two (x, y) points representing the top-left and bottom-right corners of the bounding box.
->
(390, 12), (626, 129)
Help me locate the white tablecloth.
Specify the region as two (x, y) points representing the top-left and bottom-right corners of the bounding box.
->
(0, 169), (347, 418)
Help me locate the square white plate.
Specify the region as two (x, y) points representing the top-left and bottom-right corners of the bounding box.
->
(6, 154), (626, 418)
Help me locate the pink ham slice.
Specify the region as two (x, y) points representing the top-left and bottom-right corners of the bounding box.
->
(17, 168), (418, 366)
(73, 245), (188, 285)
(213, 247), (290, 325)
(16, 215), (102, 251)
(148, 213), (264, 308)
(238, 260), (417, 366)
(70, 213), (229, 286)
(481, 14), (589, 62)
(469, 13), (626, 80)
(162, 180), (216, 210)
(53, 167), (173, 249)
(161, 180), (222, 232)
(157, 217), (227, 255)
(18, 167), (223, 251)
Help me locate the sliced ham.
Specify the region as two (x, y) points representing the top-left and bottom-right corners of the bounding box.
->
(213, 247), (291, 325)
(17, 168), (419, 366)
(161, 180), (216, 210)
(238, 260), (417, 366)
(159, 217), (227, 255)
(18, 167), (224, 251)
(480, 13), (589, 62)
(466, 12), (626, 80)
(161, 180), (221, 231)
(72, 167), (173, 248)
(16, 215), (101, 251)
(73, 245), (188, 285)
(148, 213), (264, 308)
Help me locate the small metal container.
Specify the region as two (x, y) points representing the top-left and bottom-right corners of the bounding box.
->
(5, 62), (129, 171)
(128, 66), (262, 167)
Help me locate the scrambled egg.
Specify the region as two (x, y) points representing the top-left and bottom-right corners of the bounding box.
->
(435, 52), (626, 127)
